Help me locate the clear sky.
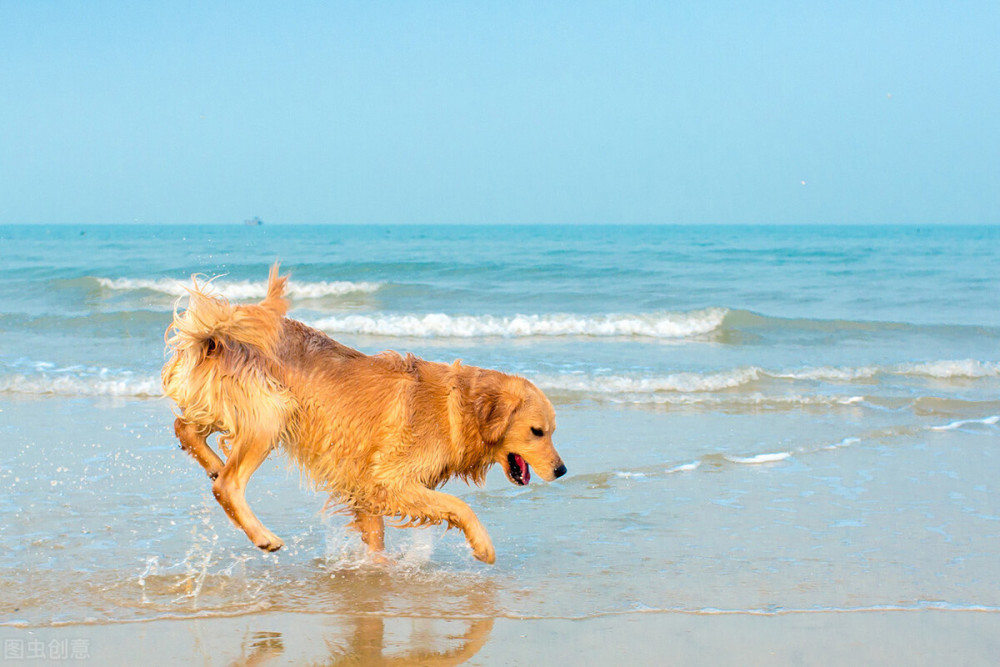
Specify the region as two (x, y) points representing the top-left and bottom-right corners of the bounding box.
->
(2, 1), (998, 225)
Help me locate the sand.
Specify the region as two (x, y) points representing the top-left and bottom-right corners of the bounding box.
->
(4, 609), (1000, 666)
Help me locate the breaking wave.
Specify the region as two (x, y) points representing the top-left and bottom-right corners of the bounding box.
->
(769, 360), (1000, 382)
(897, 360), (1000, 378)
(305, 307), (1000, 343)
(0, 363), (161, 398)
(310, 309), (728, 339)
(535, 359), (1000, 399)
(4, 355), (996, 405)
(96, 277), (381, 299)
(537, 368), (764, 394)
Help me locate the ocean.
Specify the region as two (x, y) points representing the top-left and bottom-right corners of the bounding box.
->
(2, 224), (1000, 663)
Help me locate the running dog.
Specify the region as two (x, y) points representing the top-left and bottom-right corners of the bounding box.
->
(162, 264), (566, 563)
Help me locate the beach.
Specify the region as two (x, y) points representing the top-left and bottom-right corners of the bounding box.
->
(6, 607), (1000, 665)
(2, 224), (1000, 664)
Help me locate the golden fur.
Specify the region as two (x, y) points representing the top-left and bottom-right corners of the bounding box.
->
(162, 264), (566, 563)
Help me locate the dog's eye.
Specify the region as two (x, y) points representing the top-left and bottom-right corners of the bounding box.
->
(531, 427), (544, 437)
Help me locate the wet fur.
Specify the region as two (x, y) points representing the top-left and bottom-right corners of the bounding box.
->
(162, 264), (565, 563)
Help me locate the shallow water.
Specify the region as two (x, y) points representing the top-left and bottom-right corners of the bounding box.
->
(2, 224), (999, 636)
(4, 398), (999, 630)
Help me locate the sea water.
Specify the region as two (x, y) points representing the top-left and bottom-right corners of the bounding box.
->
(2, 224), (999, 628)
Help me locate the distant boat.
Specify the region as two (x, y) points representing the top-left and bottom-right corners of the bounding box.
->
(244, 216), (263, 226)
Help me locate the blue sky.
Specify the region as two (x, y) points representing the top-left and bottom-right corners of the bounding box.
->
(2, 1), (998, 224)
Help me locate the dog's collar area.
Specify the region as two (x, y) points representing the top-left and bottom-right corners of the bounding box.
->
(507, 453), (530, 485)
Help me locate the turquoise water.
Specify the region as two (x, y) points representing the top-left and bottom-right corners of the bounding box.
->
(3, 224), (1000, 407)
(2, 224), (1000, 628)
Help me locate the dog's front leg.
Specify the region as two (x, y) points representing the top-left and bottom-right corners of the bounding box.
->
(212, 430), (284, 552)
(174, 418), (224, 479)
(393, 487), (496, 564)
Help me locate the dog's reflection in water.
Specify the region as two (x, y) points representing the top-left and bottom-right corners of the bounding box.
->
(235, 631), (283, 667)
(226, 570), (498, 666)
(231, 616), (494, 666)
(328, 616), (494, 666)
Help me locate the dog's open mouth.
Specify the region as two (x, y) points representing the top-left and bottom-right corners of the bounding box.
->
(507, 453), (530, 486)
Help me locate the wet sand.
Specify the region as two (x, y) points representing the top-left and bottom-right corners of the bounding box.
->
(4, 609), (1000, 665)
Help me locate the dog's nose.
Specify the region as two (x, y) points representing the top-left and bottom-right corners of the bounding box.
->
(553, 463), (567, 479)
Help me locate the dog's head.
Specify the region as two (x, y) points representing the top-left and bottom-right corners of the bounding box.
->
(474, 372), (566, 486)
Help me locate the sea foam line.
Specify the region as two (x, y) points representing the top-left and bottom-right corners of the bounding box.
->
(897, 360), (1000, 379)
(5, 358), (994, 403)
(724, 452), (792, 465)
(0, 363), (162, 398)
(309, 309), (728, 339)
(13, 601), (998, 628)
(537, 368), (762, 393)
(535, 371), (865, 404)
(538, 359), (1000, 397)
(97, 277), (381, 299)
(929, 415), (1000, 431)
(0, 374), (162, 398)
(771, 360), (1000, 381)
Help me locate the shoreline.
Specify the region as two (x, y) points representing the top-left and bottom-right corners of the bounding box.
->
(4, 609), (999, 665)
(7, 601), (1000, 629)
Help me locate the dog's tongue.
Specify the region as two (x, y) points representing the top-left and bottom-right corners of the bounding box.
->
(515, 454), (530, 484)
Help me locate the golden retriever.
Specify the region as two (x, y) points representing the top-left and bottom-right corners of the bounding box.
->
(161, 264), (566, 564)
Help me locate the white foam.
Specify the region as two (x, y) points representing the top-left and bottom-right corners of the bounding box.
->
(537, 367), (762, 394)
(614, 471), (647, 479)
(725, 452), (792, 465)
(896, 360), (1000, 379)
(310, 309), (727, 339)
(641, 394), (860, 409)
(771, 361), (1000, 382)
(97, 277), (381, 299)
(533, 358), (1000, 406)
(331, 310), (727, 341)
(540, 375), (869, 407)
(772, 366), (880, 382)
(666, 461), (701, 473)
(929, 415), (1000, 431)
(824, 437), (861, 450)
(0, 372), (161, 398)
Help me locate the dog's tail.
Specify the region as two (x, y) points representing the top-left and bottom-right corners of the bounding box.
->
(164, 262), (289, 358)
(163, 263), (294, 447)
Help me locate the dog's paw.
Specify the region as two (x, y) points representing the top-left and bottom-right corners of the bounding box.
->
(471, 540), (496, 564)
(367, 550), (392, 565)
(254, 534), (284, 552)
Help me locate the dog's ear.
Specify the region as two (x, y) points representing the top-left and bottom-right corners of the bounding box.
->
(476, 391), (517, 445)
(474, 376), (522, 445)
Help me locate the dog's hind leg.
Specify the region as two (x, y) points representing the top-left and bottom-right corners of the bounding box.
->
(352, 511), (385, 551)
(174, 418), (224, 479)
(391, 487), (496, 564)
(212, 430), (284, 552)
(351, 511), (389, 563)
